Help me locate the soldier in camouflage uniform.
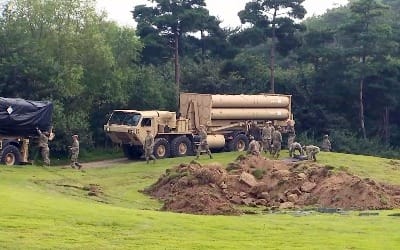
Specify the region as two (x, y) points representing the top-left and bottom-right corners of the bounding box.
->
(289, 142), (304, 158)
(247, 135), (260, 156)
(262, 121), (274, 154)
(196, 125), (212, 159)
(36, 128), (51, 166)
(303, 145), (320, 162)
(272, 126), (283, 159)
(321, 134), (332, 152)
(144, 130), (156, 164)
(70, 134), (82, 169)
(285, 119), (296, 149)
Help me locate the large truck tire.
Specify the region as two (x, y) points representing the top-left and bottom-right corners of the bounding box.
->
(171, 136), (193, 157)
(122, 144), (142, 160)
(227, 134), (249, 152)
(1, 145), (22, 166)
(153, 138), (170, 159)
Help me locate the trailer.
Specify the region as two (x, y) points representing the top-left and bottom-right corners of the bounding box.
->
(0, 97), (53, 165)
(104, 93), (292, 160)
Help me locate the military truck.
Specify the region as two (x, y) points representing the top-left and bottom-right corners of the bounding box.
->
(0, 97), (53, 165)
(104, 93), (292, 159)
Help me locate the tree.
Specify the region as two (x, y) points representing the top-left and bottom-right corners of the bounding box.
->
(238, 0), (306, 93)
(133, 0), (218, 104)
(0, 0), (146, 150)
(341, 0), (391, 139)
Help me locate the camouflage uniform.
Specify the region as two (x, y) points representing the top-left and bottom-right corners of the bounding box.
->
(70, 135), (82, 169)
(289, 142), (304, 158)
(272, 128), (283, 159)
(304, 145), (320, 162)
(144, 131), (156, 164)
(37, 129), (50, 166)
(196, 126), (212, 159)
(285, 122), (296, 149)
(262, 122), (274, 154)
(247, 137), (260, 156)
(321, 135), (332, 152)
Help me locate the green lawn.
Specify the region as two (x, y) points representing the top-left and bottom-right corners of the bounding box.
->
(1, 151), (400, 249)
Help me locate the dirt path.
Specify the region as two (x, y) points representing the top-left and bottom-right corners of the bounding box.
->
(61, 158), (132, 169)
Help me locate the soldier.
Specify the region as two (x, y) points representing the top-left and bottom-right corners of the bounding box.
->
(196, 125), (213, 159)
(144, 129), (156, 164)
(303, 145), (320, 162)
(262, 121), (274, 154)
(289, 142), (304, 158)
(70, 134), (82, 169)
(285, 119), (296, 149)
(247, 135), (260, 156)
(248, 121), (262, 147)
(272, 126), (283, 159)
(36, 127), (51, 166)
(321, 134), (332, 152)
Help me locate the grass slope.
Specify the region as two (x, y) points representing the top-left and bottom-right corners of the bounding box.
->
(1, 151), (400, 249)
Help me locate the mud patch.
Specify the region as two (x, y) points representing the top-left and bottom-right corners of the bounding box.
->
(144, 156), (400, 215)
(33, 179), (106, 200)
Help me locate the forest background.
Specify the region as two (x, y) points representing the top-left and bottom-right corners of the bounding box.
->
(1, 0), (399, 158)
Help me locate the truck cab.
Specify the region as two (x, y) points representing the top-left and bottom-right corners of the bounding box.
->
(104, 110), (194, 159)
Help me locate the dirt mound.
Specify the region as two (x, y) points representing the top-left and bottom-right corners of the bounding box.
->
(144, 156), (400, 215)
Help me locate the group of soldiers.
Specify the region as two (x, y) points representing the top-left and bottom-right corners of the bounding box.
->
(143, 120), (333, 163)
(36, 128), (82, 169)
(247, 120), (332, 162)
(138, 126), (214, 164)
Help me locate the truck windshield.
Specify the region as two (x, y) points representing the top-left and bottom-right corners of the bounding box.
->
(108, 111), (141, 126)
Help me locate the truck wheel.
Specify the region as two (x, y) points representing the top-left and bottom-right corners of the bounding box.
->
(171, 136), (193, 157)
(1, 145), (21, 166)
(122, 145), (142, 160)
(153, 138), (170, 159)
(227, 134), (249, 152)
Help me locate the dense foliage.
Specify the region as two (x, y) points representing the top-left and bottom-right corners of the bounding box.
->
(1, 0), (399, 157)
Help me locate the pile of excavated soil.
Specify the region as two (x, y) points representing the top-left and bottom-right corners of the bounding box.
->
(143, 156), (400, 215)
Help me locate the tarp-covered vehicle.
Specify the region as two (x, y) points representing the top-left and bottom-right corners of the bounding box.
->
(0, 97), (53, 165)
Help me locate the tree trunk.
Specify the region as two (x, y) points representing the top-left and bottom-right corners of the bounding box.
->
(359, 77), (366, 139)
(383, 106), (390, 145)
(201, 29), (205, 63)
(174, 33), (180, 107)
(269, 9), (277, 94)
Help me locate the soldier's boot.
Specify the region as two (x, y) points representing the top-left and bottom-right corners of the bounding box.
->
(77, 163), (82, 169)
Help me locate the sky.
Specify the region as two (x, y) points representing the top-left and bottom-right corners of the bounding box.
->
(96, 0), (349, 28)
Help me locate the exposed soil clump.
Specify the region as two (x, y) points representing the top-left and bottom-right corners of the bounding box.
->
(84, 183), (103, 197)
(144, 156), (400, 215)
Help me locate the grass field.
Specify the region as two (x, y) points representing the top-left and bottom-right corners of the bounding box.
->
(1, 151), (400, 249)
